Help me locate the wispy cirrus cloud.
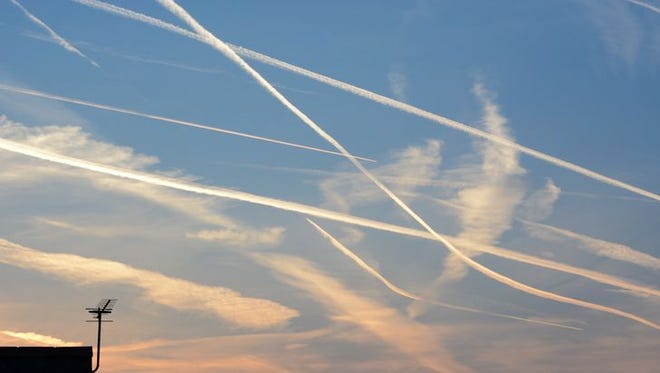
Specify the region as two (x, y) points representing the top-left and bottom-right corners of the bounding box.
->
(583, 0), (644, 66)
(34, 217), (143, 238)
(387, 70), (409, 101)
(411, 82), (526, 316)
(523, 220), (660, 272)
(9, 0), (99, 67)
(187, 227), (285, 248)
(319, 139), (442, 212)
(520, 179), (561, 222)
(0, 238), (298, 329)
(0, 330), (81, 346)
(252, 253), (470, 373)
(0, 116), (281, 240)
(454, 82), (525, 244)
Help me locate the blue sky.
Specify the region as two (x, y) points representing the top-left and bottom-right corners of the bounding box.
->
(0, 1), (659, 371)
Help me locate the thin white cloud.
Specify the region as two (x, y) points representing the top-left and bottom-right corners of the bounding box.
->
(520, 179), (561, 222)
(455, 82), (525, 242)
(338, 226), (366, 246)
(0, 118), (157, 169)
(0, 84), (373, 162)
(72, 0), (660, 201)
(187, 227), (285, 248)
(583, 0), (643, 66)
(319, 139), (442, 212)
(0, 330), (81, 346)
(387, 70), (408, 101)
(0, 238), (298, 329)
(35, 217), (141, 238)
(523, 220), (660, 271)
(9, 0), (99, 67)
(413, 82), (526, 317)
(1, 135), (657, 301)
(252, 253), (469, 373)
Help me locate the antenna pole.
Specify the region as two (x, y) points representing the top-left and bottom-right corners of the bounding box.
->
(86, 298), (116, 373)
(92, 310), (102, 373)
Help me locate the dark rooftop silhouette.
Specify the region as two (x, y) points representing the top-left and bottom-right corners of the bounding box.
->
(0, 346), (92, 372)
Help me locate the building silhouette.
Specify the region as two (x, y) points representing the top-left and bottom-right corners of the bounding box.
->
(0, 346), (92, 372)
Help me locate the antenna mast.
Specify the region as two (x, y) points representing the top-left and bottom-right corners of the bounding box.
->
(86, 298), (117, 373)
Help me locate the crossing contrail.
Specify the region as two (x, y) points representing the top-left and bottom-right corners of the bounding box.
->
(72, 0), (660, 202)
(68, 0), (656, 330)
(11, 0), (99, 67)
(0, 83), (373, 162)
(306, 219), (582, 331)
(158, 0), (660, 330)
(1, 137), (658, 300)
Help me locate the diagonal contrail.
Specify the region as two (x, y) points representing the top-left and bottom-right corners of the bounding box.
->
(0, 83), (373, 162)
(306, 219), (582, 331)
(626, 0), (660, 14)
(71, 0), (660, 202)
(11, 0), (99, 67)
(522, 219), (660, 271)
(92, 0), (659, 330)
(1, 137), (658, 301)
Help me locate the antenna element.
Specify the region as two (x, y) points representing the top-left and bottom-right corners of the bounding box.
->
(86, 298), (117, 373)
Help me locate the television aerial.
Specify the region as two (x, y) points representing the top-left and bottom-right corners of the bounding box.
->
(86, 299), (117, 373)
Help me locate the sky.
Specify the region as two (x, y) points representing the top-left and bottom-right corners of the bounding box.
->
(0, 0), (659, 372)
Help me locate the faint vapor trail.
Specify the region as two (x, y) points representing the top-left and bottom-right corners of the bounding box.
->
(522, 219), (660, 271)
(306, 219), (582, 331)
(158, 0), (660, 331)
(626, 0), (660, 14)
(72, 0), (660, 202)
(0, 83), (374, 162)
(1, 137), (658, 303)
(11, 0), (99, 67)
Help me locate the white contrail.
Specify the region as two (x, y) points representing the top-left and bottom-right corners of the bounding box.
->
(0, 83), (373, 162)
(1, 137), (658, 298)
(306, 219), (581, 331)
(11, 0), (99, 67)
(229, 50), (660, 205)
(72, 0), (660, 202)
(157, 0), (660, 330)
(626, 0), (660, 14)
(523, 220), (660, 271)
